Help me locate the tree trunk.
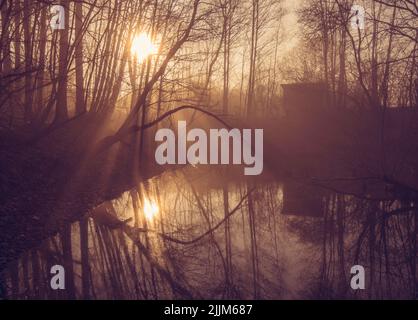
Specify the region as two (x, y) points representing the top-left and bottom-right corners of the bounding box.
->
(55, 0), (69, 122)
(75, 1), (86, 115)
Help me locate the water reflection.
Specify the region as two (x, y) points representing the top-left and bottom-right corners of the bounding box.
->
(1, 168), (417, 299)
(143, 198), (159, 222)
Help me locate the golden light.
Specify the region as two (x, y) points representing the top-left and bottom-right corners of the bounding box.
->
(143, 198), (159, 221)
(131, 33), (158, 62)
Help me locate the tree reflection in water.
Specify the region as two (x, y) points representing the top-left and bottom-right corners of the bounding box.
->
(1, 168), (417, 300)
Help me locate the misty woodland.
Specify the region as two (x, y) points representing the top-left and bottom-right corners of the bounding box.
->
(0, 0), (418, 300)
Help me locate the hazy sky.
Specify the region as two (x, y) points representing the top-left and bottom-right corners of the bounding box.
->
(281, 0), (301, 54)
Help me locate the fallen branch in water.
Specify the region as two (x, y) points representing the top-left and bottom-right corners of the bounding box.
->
(132, 188), (254, 245)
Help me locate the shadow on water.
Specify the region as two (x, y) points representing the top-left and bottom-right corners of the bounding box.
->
(1, 167), (417, 299)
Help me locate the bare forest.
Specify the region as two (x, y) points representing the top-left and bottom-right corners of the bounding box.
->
(0, 0), (417, 299)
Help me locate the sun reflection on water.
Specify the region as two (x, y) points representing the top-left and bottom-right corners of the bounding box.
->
(143, 198), (159, 221)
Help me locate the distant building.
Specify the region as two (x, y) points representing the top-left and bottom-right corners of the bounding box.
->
(282, 181), (325, 217)
(281, 83), (328, 115)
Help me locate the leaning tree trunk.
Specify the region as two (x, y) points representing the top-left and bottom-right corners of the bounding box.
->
(0, 115), (164, 273)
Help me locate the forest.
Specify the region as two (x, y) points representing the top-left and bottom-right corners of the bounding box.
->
(0, 0), (417, 299)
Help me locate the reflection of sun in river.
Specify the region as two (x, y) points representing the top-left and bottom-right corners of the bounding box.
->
(143, 198), (159, 221)
(131, 33), (158, 62)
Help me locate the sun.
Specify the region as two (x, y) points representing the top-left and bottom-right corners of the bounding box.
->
(131, 33), (158, 62)
(143, 198), (159, 221)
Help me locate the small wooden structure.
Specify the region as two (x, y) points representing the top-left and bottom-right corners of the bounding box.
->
(282, 181), (325, 217)
(282, 82), (328, 115)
